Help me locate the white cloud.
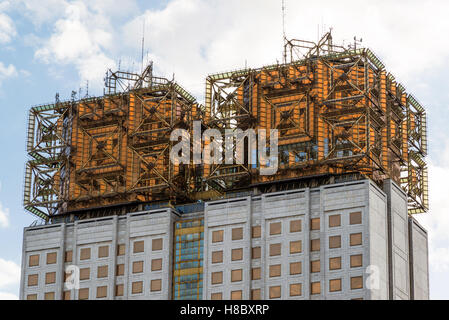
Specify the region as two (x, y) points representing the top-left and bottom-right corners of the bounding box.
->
(0, 292), (18, 300)
(0, 10), (16, 44)
(0, 258), (20, 289)
(0, 202), (10, 228)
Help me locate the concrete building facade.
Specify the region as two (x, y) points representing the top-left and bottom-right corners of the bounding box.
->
(19, 178), (429, 300)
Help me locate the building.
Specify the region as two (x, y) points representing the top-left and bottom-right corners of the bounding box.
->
(20, 32), (429, 300)
(20, 178), (429, 300)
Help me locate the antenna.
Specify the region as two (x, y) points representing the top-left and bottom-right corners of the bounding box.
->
(141, 18), (146, 73)
(282, 0), (287, 63)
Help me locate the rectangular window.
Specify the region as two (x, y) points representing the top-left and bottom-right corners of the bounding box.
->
(290, 220), (301, 233)
(65, 251), (73, 263)
(269, 286), (281, 299)
(117, 244), (125, 256)
(310, 218), (320, 230)
(329, 279), (342, 292)
(232, 227), (243, 240)
(211, 271), (223, 284)
(231, 248), (243, 261)
(231, 269), (243, 282)
(252, 226), (261, 238)
(152, 238), (163, 251)
(116, 264), (125, 276)
(98, 245), (109, 258)
(252, 247), (261, 259)
(63, 291), (71, 300)
(46, 252), (57, 265)
(151, 258), (162, 271)
(310, 260), (320, 273)
(80, 268), (90, 280)
(329, 257), (342, 270)
(212, 250), (223, 264)
(211, 292), (222, 300)
(29, 254), (39, 267)
(290, 283), (302, 297)
(97, 265), (108, 278)
(132, 281), (143, 294)
(350, 233), (363, 246)
(329, 235), (341, 249)
(351, 276), (363, 289)
(115, 284), (124, 297)
(27, 294), (37, 300)
(350, 254), (363, 268)
(311, 239), (320, 251)
(44, 292), (55, 300)
(28, 274), (38, 287)
(150, 279), (162, 292)
(270, 222), (281, 235)
(269, 264), (281, 277)
(270, 243), (281, 256)
(133, 241), (144, 253)
(251, 289), (261, 300)
(311, 281), (321, 295)
(96, 286), (107, 298)
(80, 248), (91, 260)
(290, 261), (302, 275)
(79, 288), (89, 300)
(252, 267), (261, 280)
(212, 230), (224, 243)
(329, 214), (341, 227)
(132, 261), (144, 274)
(45, 272), (56, 284)
(350, 211), (362, 225)
(290, 240), (302, 254)
(231, 290), (242, 300)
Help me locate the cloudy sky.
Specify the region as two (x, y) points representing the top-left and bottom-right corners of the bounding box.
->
(0, 0), (448, 300)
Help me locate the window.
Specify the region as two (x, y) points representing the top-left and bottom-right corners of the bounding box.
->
(80, 268), (90, 280)
(132, 281), (143, 294)
(252, 267), (261, 280)
(116, 264), (125, 276)
(212, 230), (223, 243)
(151, 258), (162, 271)
(252, 247), (261, 259)
(252, 226), (261, 238)
(290, 283), (302, 297)
(232, 248), (243, 261)
(251, 289), (261, 300)
(45, 272), (56, 284)
(64, 271), (71, 282)
(98, 245), (109, 258)
(270, 243), (281, 256)
(28, 274), (38, 287)
(133, 241), (144, 253)
(311, 281), (321, 295)
(151, 279), (162, 292)
(350, 254), (363, 268)
(329, 214), (341, 227)
(27, 294), (37, 300)
(290, 240), (302, 254)
(211, 271), (223, 284)
(231, 290), (242, 300)
(80, 248), (91, 260)
(97, 265), (108, 278)
(350, 211), (362, 225)
(152, 238), (163, 251)
(212, 251), (223, 264)
(44, 292), (55, 300)
(329, 257), (342, 270)
(29, 254), (39, 267)
(231, 269), (243, 282)
(311, 260), (320, 273)
(311, 239), (320, 251)
(65, 251), (73, 263)
(351, 276), (363, 289)
(46, 252), (57, 265)
(79, 288), (89, 300)
(117, 244), (125, 256)
(350, 233), (362, 246)
(329, 235), (341, 249)
(63, 291), (71, 300)
(290, 220), (301, 233)
(269, 264), (281, 277)
(329, 279), (342, 292)
(310, 218), (320, 230)
(96, 286), (107, 298)
(270, 222), (281, 235)
(269, 286), (281, 299)
(115, 284), (124, 297)
(232, 227), (243, 240)
(133, 261), (144, 274)
(290, 262), (302, 275)
(211, 292), (222, 300)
